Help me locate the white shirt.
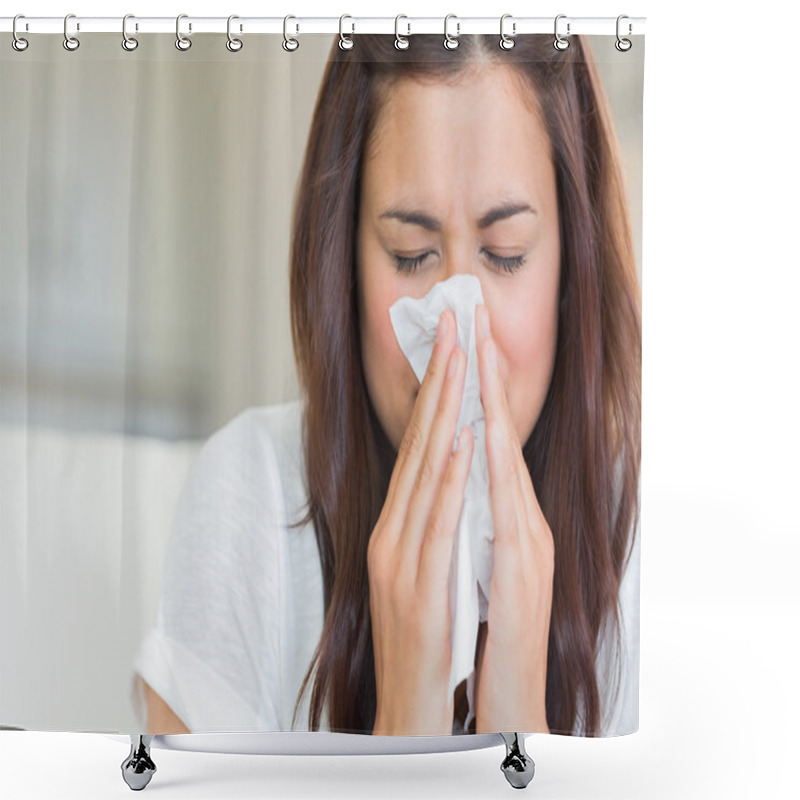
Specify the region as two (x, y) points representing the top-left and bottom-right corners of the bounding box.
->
(129, 398), (640, 736)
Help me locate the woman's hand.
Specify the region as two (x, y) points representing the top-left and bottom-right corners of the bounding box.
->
(368, 308), (475, 735)
(473, 303), (554, 734)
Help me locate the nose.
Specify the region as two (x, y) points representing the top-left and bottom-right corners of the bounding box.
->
(442, 262), (476, 282)
(439, 237), (478, 282)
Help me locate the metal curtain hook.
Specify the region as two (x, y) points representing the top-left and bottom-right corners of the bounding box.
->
(616, 14), (632, 51)
(122, 14), (138, 51)
(500, 14), (516, 50)
(554, 14), (570, 51)
(339, 14), (354, 50)
(444, 13), (460, 50)
(227, 15), (243, 52)
(283, 15), (299, 51)
(394, 14), (410, 50)
(12, 14), (29, 52)
(63, 13), (79, 51)
(175, 14), (192, 51)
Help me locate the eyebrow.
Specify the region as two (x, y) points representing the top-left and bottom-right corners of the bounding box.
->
(378, 201), (537, 232)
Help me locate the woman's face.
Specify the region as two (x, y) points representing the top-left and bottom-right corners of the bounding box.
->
(356, 65), (561, 452)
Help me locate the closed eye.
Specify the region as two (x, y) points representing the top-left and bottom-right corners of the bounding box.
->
(484, 250), (526, 273)
(393, 249), (526, 275)
(393, 252), (430, 273)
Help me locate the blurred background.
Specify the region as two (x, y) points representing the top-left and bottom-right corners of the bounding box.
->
(0, 31), (643, 731)
(0, 33), (643, 441)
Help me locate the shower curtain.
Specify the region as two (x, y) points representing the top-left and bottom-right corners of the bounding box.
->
(1, 22), (644, 739)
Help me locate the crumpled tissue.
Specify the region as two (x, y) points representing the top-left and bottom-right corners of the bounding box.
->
(388, 273), (494, 733)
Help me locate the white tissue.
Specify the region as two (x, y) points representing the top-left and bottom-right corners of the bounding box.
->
(388, 273), (494, 734)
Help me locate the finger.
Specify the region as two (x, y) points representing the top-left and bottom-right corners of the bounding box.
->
(383, 308), (457, 524)
(476, 304), (526, 544)
(416, 424), (474, 604)
(475, 305), (515, 449)
(402, 342), (468, 561)
(515, 449), (554, 558)
(507, 412), (535, 533)
(485, 415), (523, 546)
(476, 303), (542, 539)
(516, 446), (536, 532)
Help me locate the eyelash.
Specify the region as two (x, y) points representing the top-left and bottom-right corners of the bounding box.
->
(393, 250), (526, 275)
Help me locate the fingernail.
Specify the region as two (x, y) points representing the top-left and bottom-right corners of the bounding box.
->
(477, 305), (490, 341)
(436, 310), (449, 343)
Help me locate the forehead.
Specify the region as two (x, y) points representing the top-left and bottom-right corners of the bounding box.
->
(362, 65), (551, 207)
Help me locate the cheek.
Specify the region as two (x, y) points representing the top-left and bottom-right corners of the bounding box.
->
(365, 304), (405, 379)
(360, 274), (419, 448)
(500, 291), (558, 367)
(491, 278), (560, 438)
(496, 315), (556, 403)
(362, 272), (407, 375)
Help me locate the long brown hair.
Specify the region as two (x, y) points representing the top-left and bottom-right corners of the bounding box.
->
(288, 34), (641, 736)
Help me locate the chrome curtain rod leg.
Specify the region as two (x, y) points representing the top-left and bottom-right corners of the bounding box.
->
(121, 734), (157, 791)
(499, 732), (535, 789)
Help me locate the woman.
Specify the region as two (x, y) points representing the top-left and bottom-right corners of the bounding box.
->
(133, 32), (641, 738)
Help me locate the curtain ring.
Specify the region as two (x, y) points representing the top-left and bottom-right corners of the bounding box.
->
(283, 15), (299, 51)
(394, 15), (410, 50)
(554, 14), (570, 51)
(63, 13), (80, 51)
(175, 14), (192, 51)
(443, 14), (460, 50)
(499, 14), (515, 50)
(226, 15), (243, 52)
(122, 14), (138, 51)
(12, 14), (29, 52)
(339, 14), (354, 50)
(615, 14), (632, 51)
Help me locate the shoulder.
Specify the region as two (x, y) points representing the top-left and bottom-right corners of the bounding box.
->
(240, 398), (308, 520)
(201, 398), (303, 465)
(188, 398), (305, 500)
(244, 399), (306, 485)
(168, 397), (307, 555)
(132, 398), (313, 733)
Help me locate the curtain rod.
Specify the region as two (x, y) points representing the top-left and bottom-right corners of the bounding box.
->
(1, 15), (646, 37)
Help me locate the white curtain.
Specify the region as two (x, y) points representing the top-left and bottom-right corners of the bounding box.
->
(0, 32), (642, 732)
(1, 33), (331, 732)
(1, 34), (335, 440)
